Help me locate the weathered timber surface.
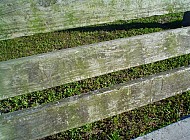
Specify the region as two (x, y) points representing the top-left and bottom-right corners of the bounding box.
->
(0, 0), (190, 40)
(1, 65), (190, 140)
(1, 27), (190, 100)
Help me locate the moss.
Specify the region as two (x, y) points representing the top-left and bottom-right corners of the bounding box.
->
(51, 3), (61, 12)
(38, 0), (57, 7)
(0, 69), (6, 99)
(164, 33), (178, 56)
(136, 0), (143, 9)
(0, 11), (188, 139)
(0, 118), (16, 140)
(0, 12), (183, 61)
(0, 21), (7, 40)
(77, 59), (91, 77)
(166, 4), (175, 13)
(29, 1), (47, 32)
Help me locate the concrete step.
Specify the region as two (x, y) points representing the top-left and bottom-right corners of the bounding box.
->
(135, 116), (190, 140)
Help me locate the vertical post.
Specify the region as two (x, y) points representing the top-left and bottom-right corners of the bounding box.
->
(182, 11), (190, 27)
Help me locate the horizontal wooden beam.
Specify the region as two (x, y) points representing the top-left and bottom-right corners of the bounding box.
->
(0, 0), (190, 40)
(1, 65), (190, 140)
(1, 27), (190, 100)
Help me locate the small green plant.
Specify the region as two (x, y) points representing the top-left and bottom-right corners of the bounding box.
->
(108, 131), (121, 140)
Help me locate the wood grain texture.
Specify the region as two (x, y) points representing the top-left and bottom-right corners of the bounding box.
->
(1, 65), (190, 140)
(1, 27), (190, 100)
(0, 0), (190, 40)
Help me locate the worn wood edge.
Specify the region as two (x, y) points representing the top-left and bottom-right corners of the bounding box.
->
(1, 27), (190, 100)
(0, 0), (190, 40)
(1, 65), (190, 140)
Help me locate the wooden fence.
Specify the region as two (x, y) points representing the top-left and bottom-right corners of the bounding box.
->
(1, 0), (190, 139)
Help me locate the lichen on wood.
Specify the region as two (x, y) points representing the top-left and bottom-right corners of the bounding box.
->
(1, 0), (190, 40)
(1, 65), (190, 140)
(1, 27), (190, 100)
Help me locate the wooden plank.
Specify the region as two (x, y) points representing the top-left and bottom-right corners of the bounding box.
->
(1, 65), (190, 140)
(1, 27), (190, 100)
(0, 0), (190, 40)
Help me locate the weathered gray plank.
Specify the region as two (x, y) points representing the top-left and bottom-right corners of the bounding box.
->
(1, 65), (190, 140)
(0, 0), (190, 40)
(1, 27), (190, 100)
